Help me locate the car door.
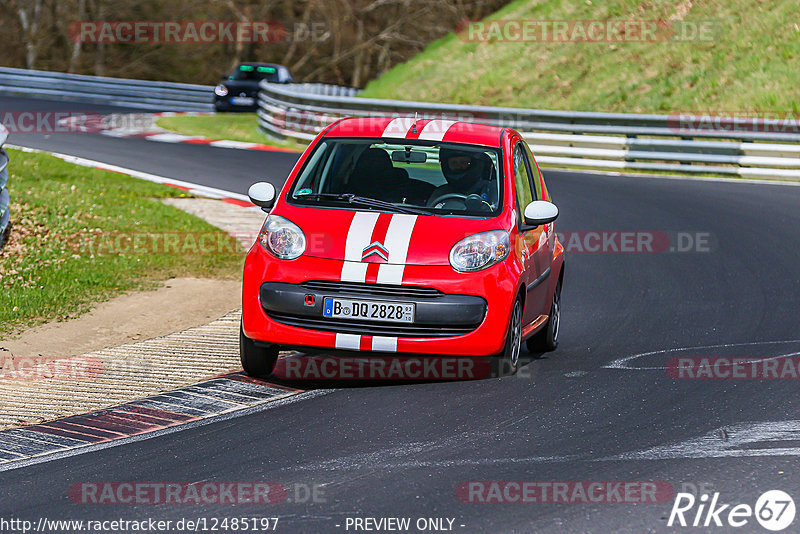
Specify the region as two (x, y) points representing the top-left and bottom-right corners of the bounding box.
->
(513, 141), (553, 322)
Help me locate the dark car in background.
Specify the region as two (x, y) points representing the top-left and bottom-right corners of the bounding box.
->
(213, 63), (293, 112)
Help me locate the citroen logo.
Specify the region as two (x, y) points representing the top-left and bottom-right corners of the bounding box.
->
(362, 241), (389, 262)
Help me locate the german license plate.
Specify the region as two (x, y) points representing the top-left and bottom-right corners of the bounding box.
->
(230, 96), (255, 105)
(322, 298), (415, 323)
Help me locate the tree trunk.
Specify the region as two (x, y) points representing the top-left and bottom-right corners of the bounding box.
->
(16, 0), (43, 69)
(68, 0), (87, 73)
(93, 0), (105, 76)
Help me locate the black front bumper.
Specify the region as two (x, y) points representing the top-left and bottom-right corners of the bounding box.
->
(213, 95), (259, 112)
(260, 281), (487, 337)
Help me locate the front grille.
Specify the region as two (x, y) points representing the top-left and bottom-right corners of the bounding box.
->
(267, 312), (475, 338)
(299, 280), (443, 299)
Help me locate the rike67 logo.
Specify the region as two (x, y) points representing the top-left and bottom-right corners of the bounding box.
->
(668, 490), (796, 531)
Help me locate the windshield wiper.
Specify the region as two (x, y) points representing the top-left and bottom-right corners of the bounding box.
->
(296, 193), (430, 216)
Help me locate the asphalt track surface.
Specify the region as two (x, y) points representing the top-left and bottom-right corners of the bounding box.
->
(3, 95), (800, 532)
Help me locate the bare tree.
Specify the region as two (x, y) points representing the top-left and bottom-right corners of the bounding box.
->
(9, 0), (44, 68)
(67, 0), (86, 72)
(0, 0), (510, 86)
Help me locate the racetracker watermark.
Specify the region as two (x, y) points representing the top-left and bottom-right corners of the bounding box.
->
(73, 231), (247, 256)
(667, 357), (800, 379)
(0, 354), (103, 381)
(69, 21), (327, 44)
(457, 19), (719, 42)
(273, 355), (494, 381)
(0, 517), (281, 533)
(456, 481), (674, 503)
(0, 111), (151, 134)
(69, 482), (325, 505)
(667, 112), (800, 135)
(557, 231), (714, 254)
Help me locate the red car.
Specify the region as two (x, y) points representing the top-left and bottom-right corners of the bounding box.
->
(241, 117), (564, 377)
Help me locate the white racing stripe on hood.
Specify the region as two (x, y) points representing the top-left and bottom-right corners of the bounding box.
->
(335, 213), (415, 352)
(341, 212), (380, 282)
(377, 214), (418, 285)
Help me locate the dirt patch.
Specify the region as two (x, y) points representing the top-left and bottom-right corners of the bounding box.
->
(1, 277), (241, 358)
(669, 0), (693, 22)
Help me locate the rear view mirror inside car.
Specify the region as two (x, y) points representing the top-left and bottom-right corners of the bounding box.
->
(391, 149), (427, 164)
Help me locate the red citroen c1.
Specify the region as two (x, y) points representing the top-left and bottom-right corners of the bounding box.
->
(241, 117), (564, 377)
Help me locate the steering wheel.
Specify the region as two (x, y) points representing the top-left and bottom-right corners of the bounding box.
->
(427, 193), (468, 208)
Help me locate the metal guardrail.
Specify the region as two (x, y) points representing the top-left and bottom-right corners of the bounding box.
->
(257, 82), (800, 179)
(284, 83), (360, 98)
(0, 67), (214, 111)
(0, 124), (10, 248)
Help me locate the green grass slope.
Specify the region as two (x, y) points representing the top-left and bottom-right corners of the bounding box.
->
(361, 0), (800, 113)
(0, 149), (243, 336)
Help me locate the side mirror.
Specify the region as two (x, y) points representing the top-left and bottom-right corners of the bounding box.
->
(248, 182), (276, 211)
(523, 200), (558, 227)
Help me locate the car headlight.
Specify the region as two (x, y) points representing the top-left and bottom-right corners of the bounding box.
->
(214, 84), (228, 96)
(259, 215), (306, 260)
(449, 230), (510, 272)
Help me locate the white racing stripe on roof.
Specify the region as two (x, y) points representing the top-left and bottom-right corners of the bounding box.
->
(382, 117), (416, 139)
(418, 120), (457, 141)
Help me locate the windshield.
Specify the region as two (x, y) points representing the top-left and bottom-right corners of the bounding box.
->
(288, 139), (503, 217)
(229, 64), (280, 82)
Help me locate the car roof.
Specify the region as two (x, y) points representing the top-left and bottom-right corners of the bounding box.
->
(238, 62), (283, 67)
(324, 117), (506, 148)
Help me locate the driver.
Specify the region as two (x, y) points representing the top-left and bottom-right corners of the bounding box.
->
(427, 148), (497, 210)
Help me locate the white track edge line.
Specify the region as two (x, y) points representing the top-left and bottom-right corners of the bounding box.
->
(5, 144), (250, 201)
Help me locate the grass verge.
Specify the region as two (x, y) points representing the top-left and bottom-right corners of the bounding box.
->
(156, 113), (306, 152)
(361, 0), (800, 113)
(0, 148), (244, 338)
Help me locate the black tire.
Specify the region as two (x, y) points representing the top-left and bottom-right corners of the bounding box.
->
(239, 322), (279, 377)
(527, 278), (561, 353)
(497, 298), (523, 376)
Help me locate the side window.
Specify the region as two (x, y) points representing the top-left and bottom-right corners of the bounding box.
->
(523, 142), (544, 201)
(513, 143), (534, 225)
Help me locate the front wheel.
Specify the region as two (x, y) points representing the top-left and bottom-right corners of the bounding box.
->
(497, 298), (523, 376)
(527, 278), (561, 353)
(239, 322), (279, 377)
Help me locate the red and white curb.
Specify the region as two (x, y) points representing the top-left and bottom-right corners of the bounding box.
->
(110, 131), (299, 153)
(58, 111), (300, 153)
(6, 144), (258, 208)
(0, 373), (320, 471)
